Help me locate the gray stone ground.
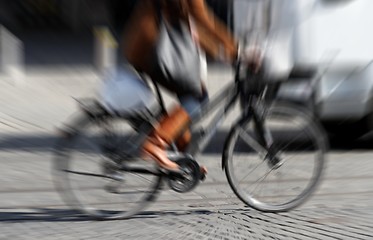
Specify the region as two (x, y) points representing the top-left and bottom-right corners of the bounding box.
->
(0, 66), (373, 239)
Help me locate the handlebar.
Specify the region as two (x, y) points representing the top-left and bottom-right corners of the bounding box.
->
(288, 65), (317, 79)
(234, 45), (318, 83)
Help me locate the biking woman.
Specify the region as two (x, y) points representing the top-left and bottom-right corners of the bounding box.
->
(122, 0), (247, 174)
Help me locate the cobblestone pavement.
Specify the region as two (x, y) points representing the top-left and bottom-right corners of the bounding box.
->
(1, 67), (373, 239)
(0, 205), (372, 240)
(0, 150), (372, 240)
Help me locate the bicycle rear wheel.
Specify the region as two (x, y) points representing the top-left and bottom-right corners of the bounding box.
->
(224, 103), (327, 212)
(53, 111), (162, 219)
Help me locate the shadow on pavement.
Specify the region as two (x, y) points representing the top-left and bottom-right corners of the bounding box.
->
(0, 132), (229, 154)
(1, 130), (373, 153)
(0, 208), (90, 222)
(0, 208), (216, 222)
(0, 135), (57, 152)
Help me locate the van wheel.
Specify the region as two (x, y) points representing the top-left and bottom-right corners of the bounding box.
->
(324, 114), (373, 141)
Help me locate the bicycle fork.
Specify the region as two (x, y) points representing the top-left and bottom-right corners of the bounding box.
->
(250, 106), (283, 169)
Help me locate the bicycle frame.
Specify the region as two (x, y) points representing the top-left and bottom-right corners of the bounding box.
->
(149, 62), (276, 158)
(101, 57), (280, 175)
(109, 63), (317, 177)
(187, 82), (239, 155)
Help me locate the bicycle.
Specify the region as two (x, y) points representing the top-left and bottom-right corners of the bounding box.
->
(53, 50), (327, 220)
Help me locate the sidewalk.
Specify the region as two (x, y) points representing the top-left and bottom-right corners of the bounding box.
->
(0, 66), (98, 134)
(0, 63), (235, 156)
(0, 64), (234, 134)
(1, 65), (373, 239)
(1, 29), (236, 135)
(0, 140), (372, 239)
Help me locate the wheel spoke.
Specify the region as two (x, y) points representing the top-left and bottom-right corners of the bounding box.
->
(237, 159), (266, 184)
(63, 169), (116, 180)
(277, 129), (309, 151)
(249, 166), (275, 195)
(225, 104), (326, 212)
(54, 115), (162, 219)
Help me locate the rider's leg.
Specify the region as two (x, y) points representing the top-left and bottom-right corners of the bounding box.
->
(175, 130), (191, 152)
(177, 94), (208, 174)
(175, 89), (209, 151)
(142, 95), (208, 174)
(142, 106), (190, 170)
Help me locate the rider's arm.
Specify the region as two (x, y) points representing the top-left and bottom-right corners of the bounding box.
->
(188, 0), (237, 61)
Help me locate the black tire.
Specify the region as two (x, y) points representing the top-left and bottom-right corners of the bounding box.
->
(324, 114), (373, 141)
(53, 111), (162, 220)
(223, 103), (327, 212)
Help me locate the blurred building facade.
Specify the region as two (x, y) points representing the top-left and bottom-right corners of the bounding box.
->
(0, 0), (233, 34)
(0, 0), (234, 66)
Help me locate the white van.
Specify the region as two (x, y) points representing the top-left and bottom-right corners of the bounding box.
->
(234, 0), (373, 139)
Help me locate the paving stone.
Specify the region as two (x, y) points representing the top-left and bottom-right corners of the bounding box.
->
(1, 67), (373, 239)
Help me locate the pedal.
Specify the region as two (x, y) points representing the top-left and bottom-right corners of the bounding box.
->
(200, 172), (206, 182)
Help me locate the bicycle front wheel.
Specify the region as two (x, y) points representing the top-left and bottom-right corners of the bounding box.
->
(224, 103), (327, 212)
(53, 111), (162, 219)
